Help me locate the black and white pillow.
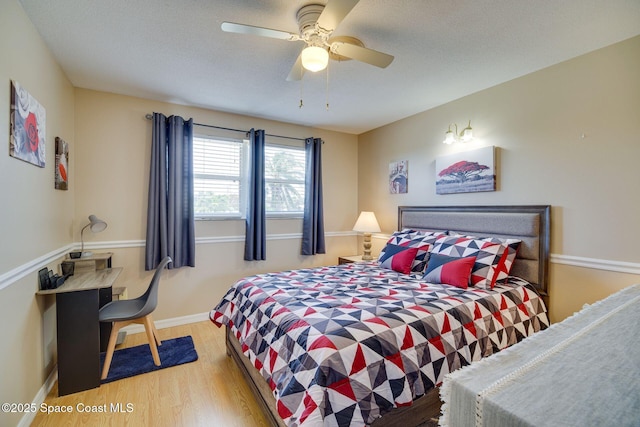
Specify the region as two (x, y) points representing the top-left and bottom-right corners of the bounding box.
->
(378, 229), (445, 273)
(430, 235), (507, 289)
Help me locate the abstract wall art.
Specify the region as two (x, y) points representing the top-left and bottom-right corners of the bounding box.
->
(55, 137), (69, 190)
(389, 160), (408, 194)
(9, 80), (46, 168)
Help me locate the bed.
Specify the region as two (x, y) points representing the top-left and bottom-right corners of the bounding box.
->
(440, 283), (640, 427)
(210, 205), (551, 427)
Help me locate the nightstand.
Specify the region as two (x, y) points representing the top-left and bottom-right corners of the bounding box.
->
(338, 255), (364, 264)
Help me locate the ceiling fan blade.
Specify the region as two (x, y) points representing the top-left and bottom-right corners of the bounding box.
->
(286, 53), (306, 81)
(331, 42), (394, 68)
(221, 22), (299, 41)
(316, 0), (360, 32)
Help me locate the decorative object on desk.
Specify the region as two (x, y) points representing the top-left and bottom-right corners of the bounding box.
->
(100, 335), (198, 384)
(389, 160), (408, 194)
(435, 145), (495, 195)
(38, 267), (67, 290)
(352, 211), (381, 260)
(9, 80), (46, 167)
(99, 256), (172, 380)
(80, 214), (107, 258)
(38, 268), (50, 290)
(60, 261), (75, 277)
(54, 137), (69, 190)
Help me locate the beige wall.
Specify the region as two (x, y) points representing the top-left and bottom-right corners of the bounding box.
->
(0, 0), (75, 425)
(73, 89), (359, 320)
(358, 35), (640, 323)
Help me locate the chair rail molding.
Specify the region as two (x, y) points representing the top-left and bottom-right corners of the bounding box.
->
(3, 234), (637, 292)
(0, 244), (74, 291)
(372, 234), (640, 276)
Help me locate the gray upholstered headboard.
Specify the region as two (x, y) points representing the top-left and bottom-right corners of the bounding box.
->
(398, 205), (550, 297)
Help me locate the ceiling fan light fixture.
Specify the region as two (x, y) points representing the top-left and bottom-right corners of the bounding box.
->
(301, 46), (329, 72)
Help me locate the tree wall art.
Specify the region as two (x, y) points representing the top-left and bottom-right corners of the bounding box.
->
(435, 146), (495, 194)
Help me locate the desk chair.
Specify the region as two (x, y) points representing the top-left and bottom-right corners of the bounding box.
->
(99, 256), (172, 380)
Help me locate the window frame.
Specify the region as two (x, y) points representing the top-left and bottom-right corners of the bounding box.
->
(263, 142), (306, 218)
(193, 135), (247, 220)
(192, 134), (306, 220)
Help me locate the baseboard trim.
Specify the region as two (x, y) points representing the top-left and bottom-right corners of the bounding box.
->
(122, 311), (211, 334)
(18, 367), (58, 427)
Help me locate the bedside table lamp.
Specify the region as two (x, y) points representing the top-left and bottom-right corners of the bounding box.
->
(80, 214), (107, 258)
(352, 211), (381, 260)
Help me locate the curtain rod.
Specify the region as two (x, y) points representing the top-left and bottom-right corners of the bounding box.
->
(145, 114), (307, 142)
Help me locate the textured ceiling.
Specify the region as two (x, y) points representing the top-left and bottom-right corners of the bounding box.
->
(18, 0), (640, 134)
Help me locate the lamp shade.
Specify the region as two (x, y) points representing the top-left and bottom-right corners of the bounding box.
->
(87, 214), (107, 233)
(79, 214), (107, 258)
(301, 46), (329, 72)
(352, 211), (381, 233)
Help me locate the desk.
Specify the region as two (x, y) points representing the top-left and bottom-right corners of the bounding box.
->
(36, 267), (122, 396)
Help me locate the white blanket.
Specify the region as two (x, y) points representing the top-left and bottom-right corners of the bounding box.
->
(440, 284), (640, 427)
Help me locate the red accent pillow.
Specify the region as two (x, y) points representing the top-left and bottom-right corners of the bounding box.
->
(378, 244), (419, 274)
(423, 253), (477, 289)
(431, 235), (506, 289)
(450, 234), (522, 284)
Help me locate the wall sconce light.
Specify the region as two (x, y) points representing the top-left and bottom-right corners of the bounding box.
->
(352, 211), (381, 260)
(79, 214), (107, 258)
(301, 45), (329, 72)
(443, 120), (473, 144)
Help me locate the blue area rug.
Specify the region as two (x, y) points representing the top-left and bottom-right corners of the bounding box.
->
(100, 335), (198, 383)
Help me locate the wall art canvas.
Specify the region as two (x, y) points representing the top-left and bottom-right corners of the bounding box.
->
(389, 160), (408, 194)
(9, 80), (46, 167)
(55, 137), (69, 190)
(436, 146), (495, 194)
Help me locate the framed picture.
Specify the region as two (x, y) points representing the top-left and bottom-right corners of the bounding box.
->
(55, 137), (69, 190)
(436, 146), (496, 194)
(9, 80), (46, 167)
(389, 160), (408, 194)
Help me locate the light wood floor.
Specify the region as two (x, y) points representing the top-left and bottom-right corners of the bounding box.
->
(31, 321), (270, 427)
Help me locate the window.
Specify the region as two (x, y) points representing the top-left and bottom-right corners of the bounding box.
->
(193, 136), (305, 218)
(193, 136), (244, 218)
(264, 144), (305, 215)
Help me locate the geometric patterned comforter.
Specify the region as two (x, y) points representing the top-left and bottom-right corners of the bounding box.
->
(210, 261), (549, 427)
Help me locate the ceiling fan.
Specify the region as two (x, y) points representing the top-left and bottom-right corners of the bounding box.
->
(221, 0), (394, 81)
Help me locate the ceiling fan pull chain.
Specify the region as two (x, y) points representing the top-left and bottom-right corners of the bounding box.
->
(325, 59), (330, 110)
(299, 69), (304, 108)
